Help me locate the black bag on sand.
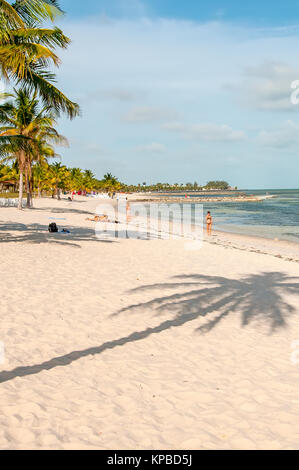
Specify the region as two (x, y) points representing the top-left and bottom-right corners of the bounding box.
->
(48, 223), (58, 233)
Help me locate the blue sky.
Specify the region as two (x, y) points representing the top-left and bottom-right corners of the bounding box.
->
(62, 0), (299, 25)
(52, 1), (299, 188)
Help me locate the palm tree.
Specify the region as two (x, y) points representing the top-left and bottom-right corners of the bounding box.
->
(0, 88), (68, 209)
(0, 0), (79, 118)
(33, 160), (45, 197)
(0, 160), (18, 191)
(31, 133), (62, 197)
(69, 167), (83, 193)
(83, 169), (95, 192)
(48, 161), (69, 199)
(103, 172), (121, 193)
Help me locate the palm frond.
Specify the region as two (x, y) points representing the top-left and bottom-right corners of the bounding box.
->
(0, 0), (25, 28)
(23, 68), (80, 119)
(12, 0), (64, 24)
(7, 27), (70, 49)
(0, 42), (60, 79)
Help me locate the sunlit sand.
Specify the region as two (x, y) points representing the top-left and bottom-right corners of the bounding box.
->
(0, 197), (298, 449)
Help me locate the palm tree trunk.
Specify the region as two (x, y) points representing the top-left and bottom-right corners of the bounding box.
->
(29, 172), (34, 208)
(18, 170), (23, 211)
(24, 162), (34, 209)
(25, 168), (30, 209)
(18, 150), (26, 210)
(55, 184), (61, 200)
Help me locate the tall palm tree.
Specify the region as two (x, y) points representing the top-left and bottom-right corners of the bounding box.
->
(0, 0), (79, 118)
(83, 169), (95, 192)
(69, 167), (83, 192)
(33, 159), (46, 197)
(28, 130), (63, 201)
(103, 172), (121, 193)
(0, 88), (68, 209)
(48, 161), (69, 199)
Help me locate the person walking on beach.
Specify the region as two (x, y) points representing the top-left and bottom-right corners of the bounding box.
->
(206, 211), (213, 236)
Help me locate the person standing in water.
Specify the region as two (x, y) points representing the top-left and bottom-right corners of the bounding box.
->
(206, 211), (213, 236)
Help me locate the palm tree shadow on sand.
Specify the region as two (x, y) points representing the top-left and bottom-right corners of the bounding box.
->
(0, 272), (298, 384)
(0, 222), (115, 247)
(115, 272), (299, 333)
(0, 222), (159, 247)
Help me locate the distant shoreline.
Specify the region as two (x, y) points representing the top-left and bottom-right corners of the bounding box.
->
(128, 193), (274, 204)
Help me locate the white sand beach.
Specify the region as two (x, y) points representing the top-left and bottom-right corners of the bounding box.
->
(0, 197), (299, 450)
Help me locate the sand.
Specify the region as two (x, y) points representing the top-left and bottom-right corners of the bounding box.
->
(0, 196), (299, 450)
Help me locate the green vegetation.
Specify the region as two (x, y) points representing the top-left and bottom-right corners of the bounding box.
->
(0, 1), (80, 209)
(204, 181), (230, 190)
(0, 88), (68, 208)
(0, 192), (27, 198)
(0, 0), (79, 118)
(124, 181), (233, 192)
(0, 161), (233, 196)
(0, 163), (126, 197)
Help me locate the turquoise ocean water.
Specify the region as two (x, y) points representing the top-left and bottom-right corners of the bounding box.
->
(144, 189), (299, 243)
(202, 189), (299, 243)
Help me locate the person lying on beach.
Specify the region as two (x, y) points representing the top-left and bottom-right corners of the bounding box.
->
(86, 215), (109, 222)
(86, 215), (120, 224)
(206, 211), (213, 236)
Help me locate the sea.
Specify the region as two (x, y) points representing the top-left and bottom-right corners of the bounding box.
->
(142, 189), (299, 244)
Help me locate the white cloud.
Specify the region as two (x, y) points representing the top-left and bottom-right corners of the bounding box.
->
(85, 143), (107, 154)
(122, 107), (179, 123)
(232, 62), (299, 111)
(135, 142), (166, 153)
(55, 16), (299, 186)
(163, 122), (247, 142)
(87, 88), (140, 102)
(257, 120), (299, 148)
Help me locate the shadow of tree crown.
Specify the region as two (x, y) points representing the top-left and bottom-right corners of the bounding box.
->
(0, 271), (298, 384)
(116, 272), (299, 333)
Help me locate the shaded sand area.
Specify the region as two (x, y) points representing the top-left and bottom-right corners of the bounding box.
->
(0, 197), (299, 449)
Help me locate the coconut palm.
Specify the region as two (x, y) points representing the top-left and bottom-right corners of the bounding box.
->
(0, 0), (79, 118)
(82, 169), (95, 192)
(103, 172), (122, 193)
(33, 160), (45, 197)
(69, 167), (84, 193)
(0, 88), (68, 208)
(47, 161), (69, 199)
(0, 160), (18, 191)
(30, 131), (63, 199)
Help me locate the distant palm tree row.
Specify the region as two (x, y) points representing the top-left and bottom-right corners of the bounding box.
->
(125, 181), (233, 193)
(0, 157), (233, 200)
(0, 161), (127, 201)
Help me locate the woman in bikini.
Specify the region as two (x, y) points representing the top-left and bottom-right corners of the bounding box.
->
(206, 211), (213, 236)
